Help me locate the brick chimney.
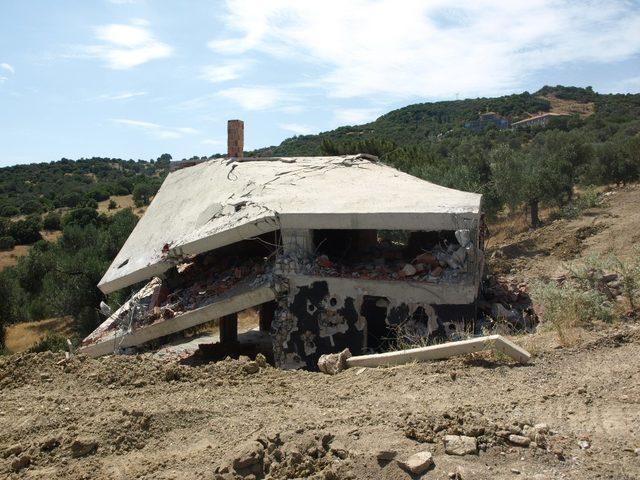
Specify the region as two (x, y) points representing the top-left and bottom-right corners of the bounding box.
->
(227, 119), (244, 158)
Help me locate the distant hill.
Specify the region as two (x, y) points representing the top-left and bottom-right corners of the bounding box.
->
(250, 86), (640, 157)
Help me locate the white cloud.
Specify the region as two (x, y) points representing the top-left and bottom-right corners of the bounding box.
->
(112, 118), (197, 139)
(210, 0), (640, 99)
(1, 63), (15, 74)
(279, 123), (314, 135)
(218, 86), (283, 110)
(96, 91), (147, 101)
(200, 60), (251, 83)
(201, 139), (224, 146)
(334, 108), (382, 125)
(86, 20), (172, 69)
(0, 76), (7, 83)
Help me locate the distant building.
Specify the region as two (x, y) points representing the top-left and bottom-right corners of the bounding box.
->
(464, 112), (510, 132)
(511, 112), (569, 129)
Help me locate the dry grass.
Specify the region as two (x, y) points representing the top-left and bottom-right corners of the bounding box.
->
(4, 316), (75, 353)
(541, 94), (595, 118)
(0, 230), (62, 271)
(97, 194), (149, 217)
(0, 244), (31, 270)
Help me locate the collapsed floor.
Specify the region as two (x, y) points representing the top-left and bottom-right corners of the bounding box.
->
(80, 224), (539, 369)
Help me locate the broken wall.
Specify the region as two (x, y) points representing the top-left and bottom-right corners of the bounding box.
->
(272, 275), (479, 370)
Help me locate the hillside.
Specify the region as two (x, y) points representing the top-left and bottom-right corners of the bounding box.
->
(251, 86), (639, 157)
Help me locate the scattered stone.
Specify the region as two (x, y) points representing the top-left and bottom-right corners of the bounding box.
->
(330, 443), (348, 459)
(450, 371), (457, 381)
(10, 454), (31, 472)
(634, 448), (640, 456)
(242, 361), (260, 374)
(70, 438), (99, 458)
(3, 444), (22, 458)
(231, 440), (264, 471)
(375, 449), (397, 461)
(444, 435), (478, 456)
(578, 440), (590, 450)
(41, 437), (60, 452)
(397, 450), (434, 475)
(511, 467), (521, 474)
(255, 353), (268, 368)
(509, 435), (531, 447)
(398, 263), (417, 277)
(318, 348), (352, 375)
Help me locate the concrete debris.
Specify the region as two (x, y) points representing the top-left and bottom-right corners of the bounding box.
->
(305, 238), (472, 283)
(318, 348), (352, 375)
(397, 450), (434, 474)
(345, 335), (531, 368)
(480, 275), (537, 333)
(444, 435), (478, 456)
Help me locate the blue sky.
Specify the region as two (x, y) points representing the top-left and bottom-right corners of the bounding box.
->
(1, 0), (640, 167)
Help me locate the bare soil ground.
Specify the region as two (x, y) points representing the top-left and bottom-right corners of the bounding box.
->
(486, 184), (640, 283)
(0, 324), (639, 479)
(1, 185), (639, 479)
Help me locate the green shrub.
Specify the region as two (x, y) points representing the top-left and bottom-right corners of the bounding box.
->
(0, 205), (20, 217)
(8, 218), (42, 244)
(0, 217), (9, 236)
(20, 199), (44, 215)
(0, 236), (16, 250)
(43, 212), (62, 231)
(28, 333), (70, 353)
(108, 199), (117, 210)
(533, 280), (613, 346)
(62, 207), (99, 227)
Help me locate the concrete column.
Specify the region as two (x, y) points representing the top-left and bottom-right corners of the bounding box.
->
(227, 120), (244, 158)
(259, 301), (277, 332)
(219, 313), (238, 344)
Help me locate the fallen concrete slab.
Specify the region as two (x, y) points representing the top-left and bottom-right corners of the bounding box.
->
(79, 284), (275, 358)
(343, 335), (530, 369)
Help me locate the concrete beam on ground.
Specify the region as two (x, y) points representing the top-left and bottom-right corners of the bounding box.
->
(79, 284), (275, 358)
(345, 335), (530, 368)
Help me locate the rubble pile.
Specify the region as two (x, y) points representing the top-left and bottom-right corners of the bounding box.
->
(159, 255), (272, 315)
(403, 410), (562, 456)
(83, 254), (273, 346)
(303, 239), (472, 283)
(479, 275), (537, 332)
(214, 431), (350, 480)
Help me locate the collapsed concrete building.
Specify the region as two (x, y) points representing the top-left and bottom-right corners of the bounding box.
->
(80, 120), (484, 369)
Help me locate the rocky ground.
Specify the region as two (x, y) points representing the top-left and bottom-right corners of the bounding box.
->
(1, 322), (639, 479)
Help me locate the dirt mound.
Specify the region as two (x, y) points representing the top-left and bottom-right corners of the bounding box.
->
(1, 322), (639, 479)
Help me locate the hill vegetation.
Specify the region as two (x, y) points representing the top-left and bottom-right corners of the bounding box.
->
(1, 85), (640, 350)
